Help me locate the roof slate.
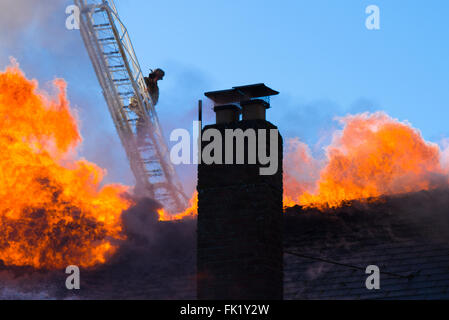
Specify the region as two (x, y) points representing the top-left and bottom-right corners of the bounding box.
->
(284, 189), (449, 300)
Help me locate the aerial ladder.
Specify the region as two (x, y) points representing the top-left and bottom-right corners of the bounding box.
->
(74, 0), (188, 213)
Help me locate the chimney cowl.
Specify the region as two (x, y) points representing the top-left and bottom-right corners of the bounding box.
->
(213, 104), (241, 124)
(240, 99), (270, 121)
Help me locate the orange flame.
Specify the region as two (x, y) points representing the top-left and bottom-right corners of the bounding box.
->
(158, 192), (198, 221)
(284, 112), (448, 209)
(283, 138), (322, 208)
(0, 63), (132, 269)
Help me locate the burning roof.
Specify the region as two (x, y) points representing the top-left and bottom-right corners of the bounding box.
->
(284, 189), (449, 299)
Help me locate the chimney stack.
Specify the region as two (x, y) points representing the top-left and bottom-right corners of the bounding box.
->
(197, 84), (283, 300)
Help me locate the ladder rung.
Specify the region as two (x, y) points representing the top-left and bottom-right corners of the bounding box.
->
(94, 27), (112, 32)
(100, 41), (117, 46)
(152, 183), (167, 190)
(143, 160), (159, 164)
(109, 65), (124, 69)
(156, 194), (171, 199)
(113, 78), (130, 83)
(93, 23), (110, 28)
(109, 66), (126, 73)
(104, 51), (119, 56)
(99, 37), (115, 42)
(105, 55), (122, 59)
(138, 146), (156, 152)
(115, 84), (132, 88)
(147, 173), (163, 177)
(138, 140), (154, 146)
(157, 192), (170, 200)
(118, 91), (134, 96)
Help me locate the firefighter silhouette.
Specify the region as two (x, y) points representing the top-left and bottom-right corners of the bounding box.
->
(130, 68), (165, 146)
(144, 68), (165, 106)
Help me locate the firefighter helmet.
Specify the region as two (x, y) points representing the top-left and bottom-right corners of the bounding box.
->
(150, 68), (165, 80)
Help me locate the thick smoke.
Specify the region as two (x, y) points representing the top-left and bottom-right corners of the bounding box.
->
(81, 198), (197, 300)
(0, 0), (57, 46)
(0, 0), (75, 60)
(54, 198), (198, 300)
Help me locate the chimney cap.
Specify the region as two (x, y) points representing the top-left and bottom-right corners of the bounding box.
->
(213, 103), (241, 112)
(240, 99), (270, 109)
(205, 83), (279, 105)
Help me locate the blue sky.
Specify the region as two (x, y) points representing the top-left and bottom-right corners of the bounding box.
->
(115, 0), (449, 140)
(1, 0), (449, 194)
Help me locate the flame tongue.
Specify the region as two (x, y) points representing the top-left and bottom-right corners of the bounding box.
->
(0, 63), (131, 269)
(157, 192), (198, 221)
(285, 112), (447, 209)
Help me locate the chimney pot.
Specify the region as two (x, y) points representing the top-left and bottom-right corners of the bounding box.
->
(213, 104), (241, 124)
(240, 99), (270, 121)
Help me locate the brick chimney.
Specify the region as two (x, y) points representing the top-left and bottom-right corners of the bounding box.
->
(197, 84), (283, 300)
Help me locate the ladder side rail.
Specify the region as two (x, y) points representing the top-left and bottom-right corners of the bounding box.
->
(143, 118), (189, 209)
(101, 4), (163, 198)
(98, 6), (158, 196)
(77, 0), (155, 197)
(78, 2), (124, 132)
(102, 2), (187, 207)
(102, 3), (156, 133)
(107, 1), (153, 108)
